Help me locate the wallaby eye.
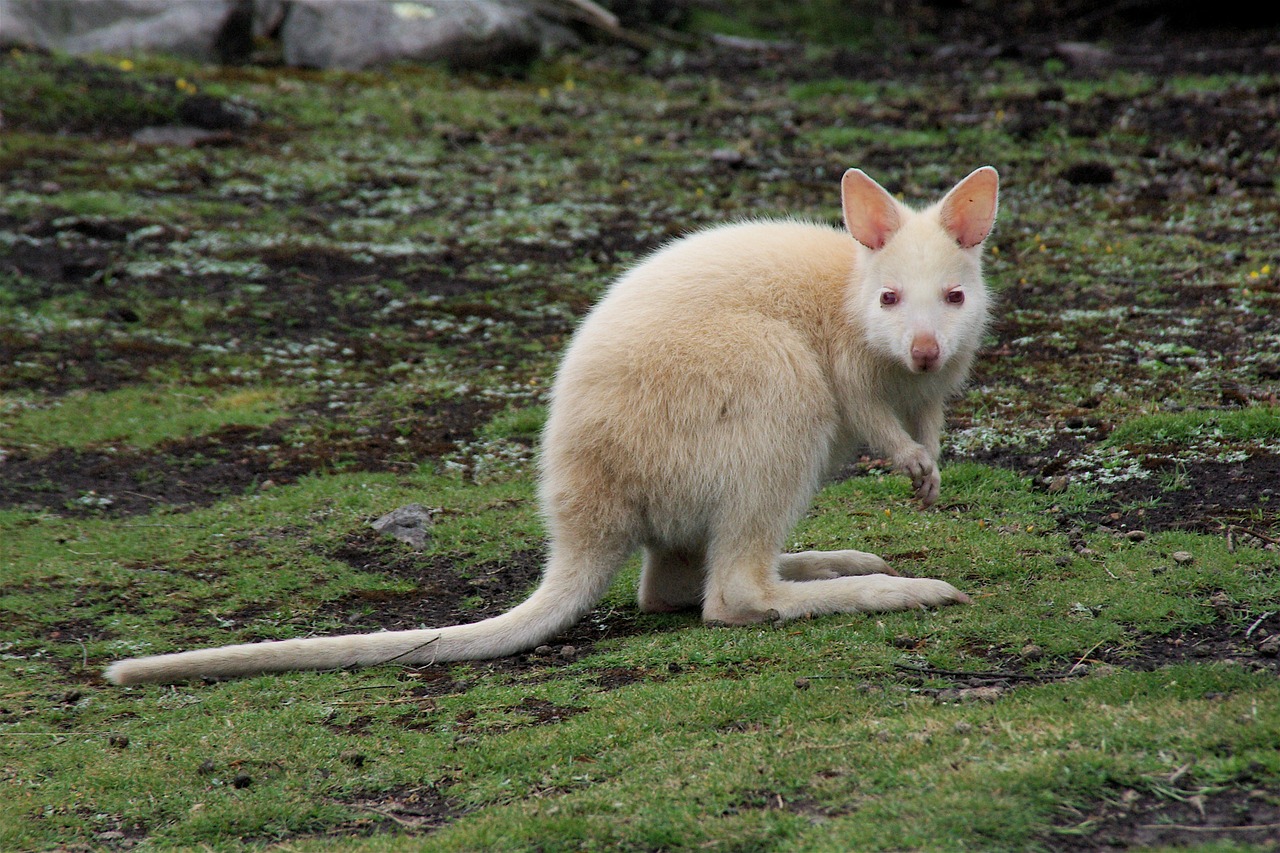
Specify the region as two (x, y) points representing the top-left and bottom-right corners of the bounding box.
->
(945, 288), (965, 305)
(879, 290), (899, 306)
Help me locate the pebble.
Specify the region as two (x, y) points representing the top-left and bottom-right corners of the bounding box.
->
(1172, 551), (1194, 564)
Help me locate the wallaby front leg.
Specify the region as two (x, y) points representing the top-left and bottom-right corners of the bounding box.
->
(909, 401), (944, 463)
(859, 403), (941, 507)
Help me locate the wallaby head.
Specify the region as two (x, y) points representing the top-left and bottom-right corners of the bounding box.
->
(841, 166), (998, 374)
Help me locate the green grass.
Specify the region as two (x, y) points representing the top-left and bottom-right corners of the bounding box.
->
(1, 42), (1278, 852)
(3, 462), (1278, 850)
(1106, 405), (1280, 448)
(1, 386), (301, 455)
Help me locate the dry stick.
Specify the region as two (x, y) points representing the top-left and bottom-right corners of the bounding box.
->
(1138, 822), (1280, 833)
(1230, 524), (1280, 546)
(1068, 639), (1107, 674)
(1245, 611), (1275, 638)
(893, 663), (1072, 683)
(380, 634), (440, 665)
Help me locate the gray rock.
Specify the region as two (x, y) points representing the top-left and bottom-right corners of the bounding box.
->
(280, 0), (566, 71)
(370, 503), (434, 549)
(0, 0), (252, 62)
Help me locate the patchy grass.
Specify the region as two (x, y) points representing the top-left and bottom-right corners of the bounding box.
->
(1, 24), (1279, 852)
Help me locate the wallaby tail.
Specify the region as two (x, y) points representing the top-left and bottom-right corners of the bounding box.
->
(105, 545), (621, 685)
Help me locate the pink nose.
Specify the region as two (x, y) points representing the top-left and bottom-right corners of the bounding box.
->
(911, 335), (940, 371)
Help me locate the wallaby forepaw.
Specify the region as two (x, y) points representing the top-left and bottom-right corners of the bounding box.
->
(893, 445), (939, 507)
(915, 469), (941, 507)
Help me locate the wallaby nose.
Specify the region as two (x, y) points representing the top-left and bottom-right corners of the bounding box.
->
(911, 334), (941, 372)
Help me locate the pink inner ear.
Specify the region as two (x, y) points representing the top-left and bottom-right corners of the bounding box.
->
(841, 169), (902, 250)
(940, 167), (999, 248)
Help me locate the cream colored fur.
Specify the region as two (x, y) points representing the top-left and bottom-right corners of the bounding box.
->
(106, 166), (999, 686)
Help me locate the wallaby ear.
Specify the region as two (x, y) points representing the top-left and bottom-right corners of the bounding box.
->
(841, 169), (902, 250)
(939, 166), (999, 249)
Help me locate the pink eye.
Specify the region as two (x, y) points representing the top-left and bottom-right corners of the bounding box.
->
(946, 289), (965, 305)
(880, 290), (899, 306)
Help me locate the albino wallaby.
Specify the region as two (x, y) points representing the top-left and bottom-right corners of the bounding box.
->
(106, 166), (998, 686)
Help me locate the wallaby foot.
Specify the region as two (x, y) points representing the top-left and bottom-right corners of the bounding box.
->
(703, 569), (969, 626)
(777, 549), (895, 580)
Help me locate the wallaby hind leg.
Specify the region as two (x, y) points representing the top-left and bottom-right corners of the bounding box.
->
(702, 536), (969, 626)
(638, 546), (706, 613)
(777, 550), (895, 581)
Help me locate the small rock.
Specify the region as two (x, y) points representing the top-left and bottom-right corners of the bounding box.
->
(341, 750), (366, 768)
(1020, 643), (1044, 661)
(131, 126), (237, 147)
(108, 734), (130, 749)
(1257, 635), (1280, 657)
(1125, 530), (1147, 542)
(794, 677), (811, 691)
(371, 504), (433, 549)
(952, 721), (974, 734)
(710, 147), (745, 166)
(1055, 41), (1112, 70)
(558, 645), (577, 660)
(534, 645), (553, 656)
(1172, 551), (1195, 564)
(957, 686), (1004, 702)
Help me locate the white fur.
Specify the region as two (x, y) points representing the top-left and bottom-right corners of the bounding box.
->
(105, 167), (998, 685)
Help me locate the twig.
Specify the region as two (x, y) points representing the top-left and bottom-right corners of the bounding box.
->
(778, 739), (863, 756)
(332, 684), (401, 695)
(894, 663), (1069, 683)
(381, 635), (439, 664)
(1068, 639), (1107, 674)
(1245, 611), (1275, 638)
(534, 0), (658, 50)
(1229, 524), (1279, 546)
(350, 803), (429, 829)
(331, 695), (435, 708)
(1138, 822), (1280, 833)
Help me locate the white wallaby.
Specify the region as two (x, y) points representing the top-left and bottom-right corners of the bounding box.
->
(106, 166), (999, 686)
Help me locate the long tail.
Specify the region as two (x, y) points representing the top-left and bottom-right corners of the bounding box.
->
(105, 547), (620, 685)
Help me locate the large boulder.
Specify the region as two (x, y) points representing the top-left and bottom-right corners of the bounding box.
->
(0, 0), (577, 70)
(279, 0), (568, 70)
(0, 0), (254, 62)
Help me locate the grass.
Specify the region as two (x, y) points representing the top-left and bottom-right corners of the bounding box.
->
(1, 386), (300, 455)
(2, 30), (1279, 853)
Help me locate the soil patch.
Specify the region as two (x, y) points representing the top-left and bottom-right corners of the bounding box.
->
(323, 537), (547, 631)
(1051, 784), (1280, 850)
(0, 396), (495, 517)
(333, 784), (466, 835)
